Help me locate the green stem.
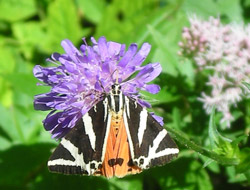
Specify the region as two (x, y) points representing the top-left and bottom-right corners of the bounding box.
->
(165, 125), (240, 166)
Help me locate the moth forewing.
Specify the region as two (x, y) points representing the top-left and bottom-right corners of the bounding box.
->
(123, 96), (179, 169)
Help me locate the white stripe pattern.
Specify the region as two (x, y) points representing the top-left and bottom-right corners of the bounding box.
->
(125, 97), (130, 118)
(110, 94), (115, 111)
(119, 92), (123, 111)
(48, 138), (101, 175)
(123, 107), (135, 159)
(134, 130), (179, 169)
(83, 113), (96, 151)
(138, 108), (148, 147)
(103, 98), (108, 121)
(101, 111), (112, 161)
(148, 130), (179, 157)
(48, 138), (85, 168)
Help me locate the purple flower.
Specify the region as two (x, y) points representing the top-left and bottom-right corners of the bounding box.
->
(34, 37), (162, 138)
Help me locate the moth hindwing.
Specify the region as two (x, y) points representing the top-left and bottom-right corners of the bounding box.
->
(48, 84), (179, 178)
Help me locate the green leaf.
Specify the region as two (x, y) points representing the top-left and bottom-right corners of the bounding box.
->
(140, 86), (180, 105)
(148, 25), (179, 76)
(12, 22), (47, 59)
(76, 0), (105, 24)
(178, 59), (195, 87)
(0, 20), (9, 32)
(147, 11), (189, 77)
(147, 157), (213, 190)
(109, 177), (142, 190)
(0, 71), (51, 144)
(182, 0), (243, 22)
(133, 6), (176, 45)
(33, 172), (110, 190)
(182, 0), (219, 18)
(226, 166), (247, 183)
(236, 148), (250, 174)
(170, 107), (187, 130)
(0, 46), (16, 74)
(96, 0), (182, 44)
(242, 82), (250, 91)
(0, 0), (37, 22)
(0, 77), (12, 107)
(0, 104), (22, 142)
(0, 136), (11, 151)
(3, 73), (50, 97)
(208, 108), (234, 157)
(0, 143), (54, 187)
(244, 170), (250, 182)
(245, 0), (250, 6)
(216, 0), (243, 22)
(10, 89), (53, 144)
(46, 0), (83, 53)
(152, 49), (178, 76)
(12, 22), (45, 44)
(202, 158), (220, 173)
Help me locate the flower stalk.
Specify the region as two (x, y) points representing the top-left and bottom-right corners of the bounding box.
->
(165, 125), (240, 166)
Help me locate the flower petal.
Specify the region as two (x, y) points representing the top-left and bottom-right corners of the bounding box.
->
(128, 43), (151, 66)
(48, 110), (81, 138)
(118, 43), (137, 67)
(150, 112), (164, 126)
(61, 39), (81, 63)
(33, 65), (60, 85)
(107, 41), (123, 58)
(98, 36), (108, 61)
(135, 63), (162, 83)
(145, 84), (161, 94)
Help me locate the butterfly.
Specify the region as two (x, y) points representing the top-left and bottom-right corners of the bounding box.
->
(48, 83), (179, 178)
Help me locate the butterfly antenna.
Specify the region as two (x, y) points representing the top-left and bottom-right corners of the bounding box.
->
(98, 80), (105, 91)
(115, 70), (119, 84)
(109, 69), (119, 84)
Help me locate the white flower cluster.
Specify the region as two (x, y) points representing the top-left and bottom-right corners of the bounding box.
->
(179, 15), (250, 127)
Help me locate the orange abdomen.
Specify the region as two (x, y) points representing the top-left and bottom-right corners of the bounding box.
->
(97, 115), (141, 178)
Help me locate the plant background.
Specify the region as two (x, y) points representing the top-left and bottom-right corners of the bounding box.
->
(0, 0), (249, 189)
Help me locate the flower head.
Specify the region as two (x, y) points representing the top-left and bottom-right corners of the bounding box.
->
(179, 15), (250, 127)
(34, 37), (162, 138)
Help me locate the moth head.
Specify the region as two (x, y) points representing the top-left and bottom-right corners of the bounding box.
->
(111, 84), (121, 95)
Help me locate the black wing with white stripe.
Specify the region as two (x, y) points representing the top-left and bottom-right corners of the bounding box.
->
(48, 98), (111, 175)
(123, 96), (179, 169)
(47, 84), (179, 177)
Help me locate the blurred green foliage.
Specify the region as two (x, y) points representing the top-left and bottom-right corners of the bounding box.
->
(0, 0), (249, 189)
